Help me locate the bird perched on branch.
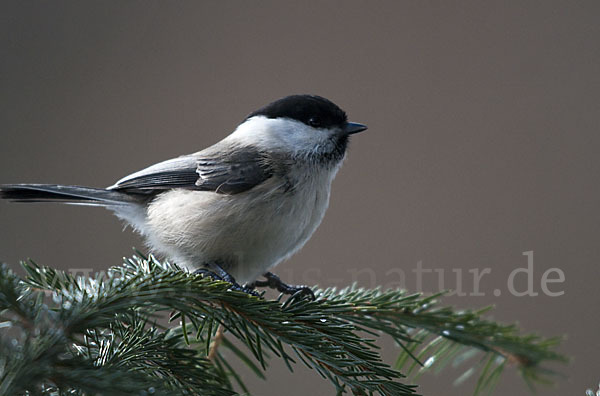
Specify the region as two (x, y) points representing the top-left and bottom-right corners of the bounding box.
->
(0, 95), (367, 298)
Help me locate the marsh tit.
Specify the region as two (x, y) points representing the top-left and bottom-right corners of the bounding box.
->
(0, 95), (367, 296)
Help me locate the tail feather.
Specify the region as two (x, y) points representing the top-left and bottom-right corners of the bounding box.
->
(0, 184), (141, 205)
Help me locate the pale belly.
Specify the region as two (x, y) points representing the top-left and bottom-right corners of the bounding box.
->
(141, 175), (333, 283)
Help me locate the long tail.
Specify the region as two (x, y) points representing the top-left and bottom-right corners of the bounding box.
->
(0, 184), (140, 206)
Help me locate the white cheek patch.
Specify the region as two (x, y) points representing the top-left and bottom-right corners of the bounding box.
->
(228, 116), (336, 156)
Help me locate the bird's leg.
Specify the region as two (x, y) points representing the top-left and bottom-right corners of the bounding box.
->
(251, 272), (315, 300)
(194, 262), (260, 297)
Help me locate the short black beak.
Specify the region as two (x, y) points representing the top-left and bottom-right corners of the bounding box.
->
(344, 122), (368, 135)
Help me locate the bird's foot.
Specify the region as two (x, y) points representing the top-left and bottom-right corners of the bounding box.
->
(194, 264), (260, 297)
(249, 272), (315, 301)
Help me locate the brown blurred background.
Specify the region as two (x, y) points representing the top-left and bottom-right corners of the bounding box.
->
(1, 1), (599, 395)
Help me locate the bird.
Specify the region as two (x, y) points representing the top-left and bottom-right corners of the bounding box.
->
(0, 94), (367, 297)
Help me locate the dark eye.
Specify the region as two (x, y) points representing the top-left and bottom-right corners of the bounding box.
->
(308, 117), (321, 128)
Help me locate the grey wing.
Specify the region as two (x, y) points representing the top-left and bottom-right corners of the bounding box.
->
(194, 150), (273, 194)
(108, 148), (273, 195)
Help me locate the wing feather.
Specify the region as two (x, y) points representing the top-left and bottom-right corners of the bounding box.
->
(109, 148), (272, 195)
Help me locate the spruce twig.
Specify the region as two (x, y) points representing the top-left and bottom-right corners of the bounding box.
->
(0, 254), (566, 396)
(208, 324), (226, 361)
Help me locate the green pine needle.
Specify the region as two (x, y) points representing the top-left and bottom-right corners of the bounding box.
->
(0, 254), (566, 396)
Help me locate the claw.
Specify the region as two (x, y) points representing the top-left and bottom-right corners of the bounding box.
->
(252, 272), (315, 301)
(194, 264), (260, 297)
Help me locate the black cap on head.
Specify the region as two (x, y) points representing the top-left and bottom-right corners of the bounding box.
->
(247, 95), (348, 129)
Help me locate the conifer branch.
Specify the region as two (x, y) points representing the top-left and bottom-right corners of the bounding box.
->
(0, 254), (566, 396)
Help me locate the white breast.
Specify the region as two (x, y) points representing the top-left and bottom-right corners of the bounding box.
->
(140, 164), (340, 283)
